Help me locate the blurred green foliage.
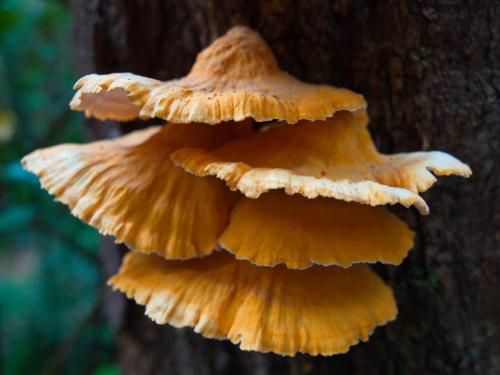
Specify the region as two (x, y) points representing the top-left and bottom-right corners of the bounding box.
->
(0, 1), (117, 373)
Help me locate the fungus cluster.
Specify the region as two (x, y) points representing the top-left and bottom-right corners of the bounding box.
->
(22, 26), (471, 356)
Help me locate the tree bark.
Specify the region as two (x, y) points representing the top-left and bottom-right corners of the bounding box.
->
(71, 1), (499, 374)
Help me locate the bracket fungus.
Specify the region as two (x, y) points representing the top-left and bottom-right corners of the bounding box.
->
(172, 110), (470, 215)
(70, 27), (365, 125)
(22, 26), (471, 356)
(109, 251), (397, 356)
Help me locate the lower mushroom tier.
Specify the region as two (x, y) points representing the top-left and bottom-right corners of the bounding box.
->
(108, 251), (397, 356)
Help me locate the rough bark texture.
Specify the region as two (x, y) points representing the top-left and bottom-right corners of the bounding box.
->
(71, 1), (499, 374)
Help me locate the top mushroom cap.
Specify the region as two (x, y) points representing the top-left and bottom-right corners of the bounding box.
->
(70, 26), (366, 124)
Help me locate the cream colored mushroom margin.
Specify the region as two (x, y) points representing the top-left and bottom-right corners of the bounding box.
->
(22, 26), (471, 357)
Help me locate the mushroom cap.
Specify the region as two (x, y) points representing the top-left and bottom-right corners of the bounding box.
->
(219, 192), (414, 269)
(70, 26), (366, 124)
(22, 122), (252, 259)
(22, 117), (414, 268)
(172, 111), (472, 214)
(109, 251), (397, 356)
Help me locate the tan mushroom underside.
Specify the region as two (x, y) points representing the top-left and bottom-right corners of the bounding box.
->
(22, 122), (252, 259)
(219, 192), (415, 269)
(22, 117), (415, 268)
(109, 251), (397, 356)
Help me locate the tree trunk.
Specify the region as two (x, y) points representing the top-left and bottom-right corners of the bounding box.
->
(71, 1), (499, 374)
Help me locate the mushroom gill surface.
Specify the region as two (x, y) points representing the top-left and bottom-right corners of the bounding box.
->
(109, 251), (397, 356)
(219, 192), (414, 269)
(22, 122), (252, 259)
(22, 117), (416, 268)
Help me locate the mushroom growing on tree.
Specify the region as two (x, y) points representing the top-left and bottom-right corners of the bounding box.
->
(22, 26), (471, 356)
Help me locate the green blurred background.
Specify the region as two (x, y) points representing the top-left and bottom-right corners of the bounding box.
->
(0, 1), (117, 373)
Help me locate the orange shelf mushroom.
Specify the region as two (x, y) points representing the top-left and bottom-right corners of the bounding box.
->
(172, 110), (470, 214)
(70, 27), (365, 125)
(218, 192), (414, 269)
(109, 251), (397, 356)
(22, 26), (471, 357)
(22, 122), (251, 259)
